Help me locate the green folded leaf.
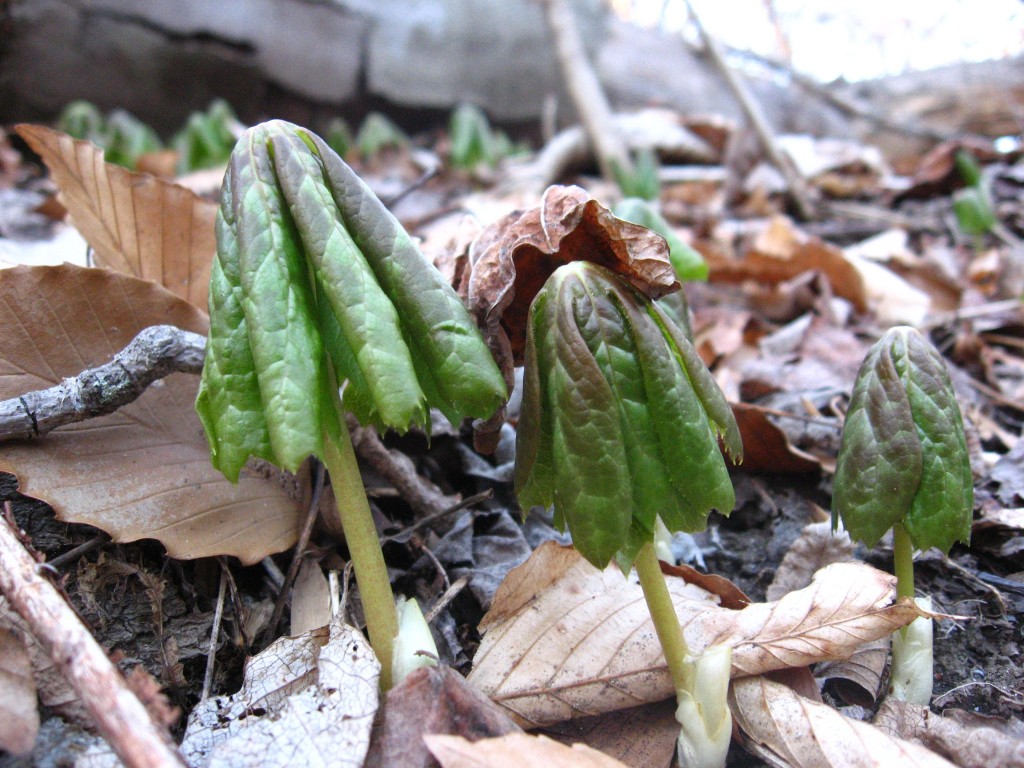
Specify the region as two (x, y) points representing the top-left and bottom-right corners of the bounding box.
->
(515, 261), (741, 569)
(198, 119), (506, 480)
(832, 327), (972, 553)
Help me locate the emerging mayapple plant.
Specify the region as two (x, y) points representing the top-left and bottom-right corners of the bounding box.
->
(833, 325), (972, 705)
(515, 260), (742, 768)
(196, 120), (506, 688)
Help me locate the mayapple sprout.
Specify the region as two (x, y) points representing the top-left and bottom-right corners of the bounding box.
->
(832, 326), (972, 705)
(196, 120), (507, 689)
(516, 261), (742, 768)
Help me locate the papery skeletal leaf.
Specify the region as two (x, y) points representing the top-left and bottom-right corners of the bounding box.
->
(468, 543), (923, 727)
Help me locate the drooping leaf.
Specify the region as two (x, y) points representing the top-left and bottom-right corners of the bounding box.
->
(15, 124), (216, 309)
(833, 326), (972, 553)
(468, 543), (924, 728)
(0, 264), (304, 564)
(515, 262), (739, 568)
(198, 120), (506, 480)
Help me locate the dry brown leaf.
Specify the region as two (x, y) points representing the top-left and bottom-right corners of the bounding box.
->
(704, 216), (868, 313)
(541, 699), (678, 768)
(874, 699), (1024, 768)
(16, 124), (216, 309)
(469, 542), (922, 727)
(730, 676), (956, 767)
(365, 666), (521, 768)
(0, 627), (38, 755)
(425, 733), (629, 768)
(290, 558), (332, 636)
(0, 264), (303, 564)
(464, 185), (678, 368)
(766, 522), (855, 602)
(731, 402), (822, 475)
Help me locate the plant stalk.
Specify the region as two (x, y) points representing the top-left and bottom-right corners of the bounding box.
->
(892, 523), (916, 601)
(321, 411), (398, 690)
(634, 540), (694, 693)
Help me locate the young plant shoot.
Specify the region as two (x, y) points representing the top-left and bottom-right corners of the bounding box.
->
(832, 326), (973, 705)
(516, 261), (742, 768)
(196, 120), (507, 689)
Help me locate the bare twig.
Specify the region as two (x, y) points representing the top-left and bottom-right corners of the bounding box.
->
(540, 0), (632, 183)
(0, 325), (206, 442)
(347, 416), (462, 528)
(0, 504), (185, 768)
(682, 0), (816, 220)
(200, 567), (227, 702)
(267, 462), (326, 642)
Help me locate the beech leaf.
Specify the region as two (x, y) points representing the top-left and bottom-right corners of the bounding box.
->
(425, 733), (630, 768)
(16, 124), (217, 309)
(468, 542), (922, 727)
(730, 676), (955, 767)
(0, 264), (304, 564)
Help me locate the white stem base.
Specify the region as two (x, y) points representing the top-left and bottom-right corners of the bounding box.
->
(675, 644), (733, 768)
(391, 597), (439, 686)
(889, 596), (933, 706)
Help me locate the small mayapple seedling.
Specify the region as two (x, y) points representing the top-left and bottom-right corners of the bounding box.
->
(832, 326), (972, 705)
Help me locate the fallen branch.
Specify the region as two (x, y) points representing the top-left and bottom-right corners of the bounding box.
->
(0, 325), (206, 442)
(540, 0), (632, 183)
(0, 504), (186, 768)
(683, 0), (817, 220)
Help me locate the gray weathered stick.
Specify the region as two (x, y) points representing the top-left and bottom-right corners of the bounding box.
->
(0, 325), (206, 442)
(0, 507), (186, 768)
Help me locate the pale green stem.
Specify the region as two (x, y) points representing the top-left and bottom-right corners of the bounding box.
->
(892, 523), (916, 601)
(321, 412), (398, 691)
(634, 540), (694, 693)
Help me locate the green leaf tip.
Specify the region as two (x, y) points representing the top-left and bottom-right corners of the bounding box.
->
(832, 326), (973, 553)
(197, 119), (506, 481)
(515, 261), (741, 569)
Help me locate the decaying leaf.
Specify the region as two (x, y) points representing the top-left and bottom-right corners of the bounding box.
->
(541, 699), (679, 768)
(702, 216), (869, 313)
(0, 264), (303, 564)
(0, 627), (38, 756)
(464, 184), (679, 370)
(180, 616), (379, 768)
(730, 676), (956, 767)
(290, 558), (332, 636)
(365, 666), (521, 768)
(16, 124), (217, 309)
(425, 733), (630, 768)
(731, 402), (822, 475)
(766, 521), (856, 602)
(874, 699), (1024, 768)
(469, 542), (922, 727)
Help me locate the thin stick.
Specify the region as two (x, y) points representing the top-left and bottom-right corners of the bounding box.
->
(682, 0), (816, 220)
(0, 505), (185, 768)
(540, 0), (632, 183)
(200, 567), (227, 702)
(267, 462), (326, 641)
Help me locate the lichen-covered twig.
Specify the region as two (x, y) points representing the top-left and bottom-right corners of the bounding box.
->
(0, 325), (206, 442)
(0, 504), (185, 768)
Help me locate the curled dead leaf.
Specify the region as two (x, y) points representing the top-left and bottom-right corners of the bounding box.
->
(469, 542), (923, 727)
(0, 264), (303, 564)
(730, 676), (955, 767)
(16, 124), (216, 309)
(464, 185), (679, 369)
